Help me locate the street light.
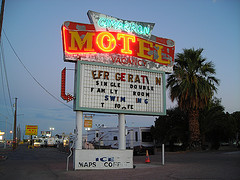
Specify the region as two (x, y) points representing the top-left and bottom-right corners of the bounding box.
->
(49, 127), (54, 137)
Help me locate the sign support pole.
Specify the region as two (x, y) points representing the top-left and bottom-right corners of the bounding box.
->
(74, 111), (83, 170)
(162, 144), (165, 165)
(75, 111), (83, 150)
(118, 113), (126, 150)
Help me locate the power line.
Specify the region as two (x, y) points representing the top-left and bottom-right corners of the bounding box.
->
(3, 30), (73, 109)
(0, 42), (7, 105)
(0, 39), (14, 116)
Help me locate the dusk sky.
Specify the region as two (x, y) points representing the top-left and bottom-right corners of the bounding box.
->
(0, 0), (239, 138)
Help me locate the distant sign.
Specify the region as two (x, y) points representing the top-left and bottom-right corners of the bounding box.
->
(84, 115), (93, 128)
(25, 125), (38, 135)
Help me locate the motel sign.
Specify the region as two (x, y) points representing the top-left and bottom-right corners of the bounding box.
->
(61, 11), (175, 73)
(61, 10), (175, 170)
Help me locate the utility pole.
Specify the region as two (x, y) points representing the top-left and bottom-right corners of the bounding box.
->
(13, 97), (17, 150)
(0, 0), (5, 41)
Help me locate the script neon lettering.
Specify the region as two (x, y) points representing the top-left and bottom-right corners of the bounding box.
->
(97, 18), (151, 36)
(143, 26), (150, 35)
(98, 17), (106, 27)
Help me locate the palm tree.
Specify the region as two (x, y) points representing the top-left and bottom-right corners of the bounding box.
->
(167, 48), (219, 149)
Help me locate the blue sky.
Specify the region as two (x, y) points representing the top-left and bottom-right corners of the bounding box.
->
(0, 0), (240, 138)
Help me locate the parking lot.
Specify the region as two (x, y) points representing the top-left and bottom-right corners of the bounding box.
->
(0, 144), (240, 179)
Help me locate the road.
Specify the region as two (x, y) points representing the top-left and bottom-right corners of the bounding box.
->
(0, 144), (240, 179)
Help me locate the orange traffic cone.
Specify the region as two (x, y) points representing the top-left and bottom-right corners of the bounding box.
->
(145, 150), (150, 163)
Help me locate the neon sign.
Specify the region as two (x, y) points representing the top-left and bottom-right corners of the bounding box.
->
(61, 11), (175, 73)
(97, 17), (151, 36)
(87, 10), (155, 39)
(62, 26), (173, 66)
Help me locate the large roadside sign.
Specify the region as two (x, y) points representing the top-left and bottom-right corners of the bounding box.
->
(25, 125), (38, 135)
(74, 61), (165, 115)
(61, 10), (175, 170)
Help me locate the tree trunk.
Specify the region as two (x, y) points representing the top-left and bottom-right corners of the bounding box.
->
(188, 109), (201, 150)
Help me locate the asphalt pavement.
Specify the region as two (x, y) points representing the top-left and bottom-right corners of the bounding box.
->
(0, 144), (239, 180)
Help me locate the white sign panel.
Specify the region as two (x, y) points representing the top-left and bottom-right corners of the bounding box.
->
(74, 149), (133, 170)
(74, 61), (166, 115)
